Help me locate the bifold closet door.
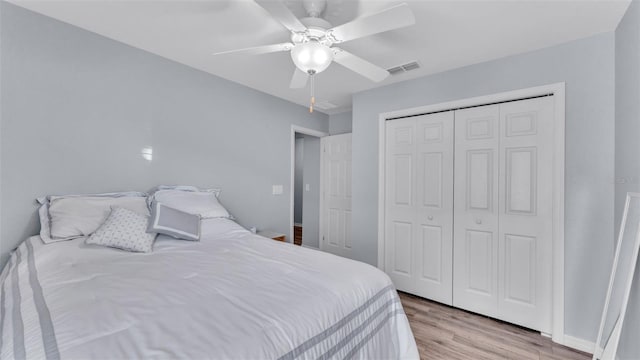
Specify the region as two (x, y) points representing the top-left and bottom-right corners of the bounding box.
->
(453, 97), (554, 333)
(497, 97), (553, 333)
(453, 105), (501, 317)
(385, 112), (454, 305)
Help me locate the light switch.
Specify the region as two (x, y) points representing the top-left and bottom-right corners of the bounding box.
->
(272, 185), (283, 195)
(305, 184), (310, 191)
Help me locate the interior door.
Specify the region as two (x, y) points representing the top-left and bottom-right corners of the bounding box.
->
(385, 112), (454, 304)
(453, 104), (500, 318)
(321, 133), (352, 259)
(497, 97), (553, 333)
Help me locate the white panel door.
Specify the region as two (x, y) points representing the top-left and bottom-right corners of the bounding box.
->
(497, 97), (553, 333)
(321, 133), (352, 259)
(385, 112), (454, 304)
(453, 105), (500, 318)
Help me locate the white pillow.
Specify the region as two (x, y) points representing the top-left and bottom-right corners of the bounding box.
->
(86, 207), (156, 253)
(153, 190), (230, 219)
(146, 185), (220, 208)
(37, 192), (148, 243)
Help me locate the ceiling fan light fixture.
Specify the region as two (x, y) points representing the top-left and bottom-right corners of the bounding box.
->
(291, 41), (334, 74)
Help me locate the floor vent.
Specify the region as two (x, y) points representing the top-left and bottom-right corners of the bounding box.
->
(387, 61), (420, 75)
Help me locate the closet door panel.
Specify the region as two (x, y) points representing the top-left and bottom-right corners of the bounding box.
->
(422, 152), (443, 207)
(385, 119), (416, 291)
(414, 112), (454, 305)
(453, 105), (500, 317)
(498, 97), (554, 333)
(467, 150), (494, 211)
(466, 229), (494, 295)
(391, 221), (413, 274)
(420, 225), (443, 281)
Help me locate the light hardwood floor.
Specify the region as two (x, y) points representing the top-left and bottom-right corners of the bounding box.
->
(399, 292), (591, 360)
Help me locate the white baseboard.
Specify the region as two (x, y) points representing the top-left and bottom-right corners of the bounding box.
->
(562, 334), (595, 354)
(301, 244), (319, 250)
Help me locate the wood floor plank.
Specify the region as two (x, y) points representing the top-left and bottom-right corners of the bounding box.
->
(399, 292), (591, 360)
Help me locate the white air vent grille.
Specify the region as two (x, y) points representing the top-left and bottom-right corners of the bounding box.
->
(315, 100), (338, 110)
(387, 61), (420, 75)
(387, 66), (405, 75)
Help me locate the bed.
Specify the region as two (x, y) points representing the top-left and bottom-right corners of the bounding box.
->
(0, 217), (418, 359)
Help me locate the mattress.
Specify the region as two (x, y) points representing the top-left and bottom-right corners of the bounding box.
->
(0, 218), (418, 359)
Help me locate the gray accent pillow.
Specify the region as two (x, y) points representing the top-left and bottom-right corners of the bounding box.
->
(152, 190), (230, 219)
(147, 202), (201, 241)
(86, 207), (156, 253)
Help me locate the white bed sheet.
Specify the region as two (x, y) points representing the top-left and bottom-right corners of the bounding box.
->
(0, 218), (418, 359)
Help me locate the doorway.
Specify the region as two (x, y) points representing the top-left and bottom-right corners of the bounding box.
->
(290, 126), (327, 247)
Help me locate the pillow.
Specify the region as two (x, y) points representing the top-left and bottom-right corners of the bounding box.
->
(86, 207), (156, 253)
(48, 196), (149, 240)
(146, 185), (221, 208)
(147, 202), (201, 241)
(152, 190), (230, 219)
(37, 192), (147, 244)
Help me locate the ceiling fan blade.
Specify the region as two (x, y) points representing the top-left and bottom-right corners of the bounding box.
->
(290, 68), (309, 88)
(213, 42), (293, 56)
(328, 3), (415, 43)
(255, 0), (307, 33)
(333, 48), (389, 82)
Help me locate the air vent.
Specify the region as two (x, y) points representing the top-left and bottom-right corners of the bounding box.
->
(314, 100), (338, 110)
(387, 61), (420, 75)
(402, 61), (420, 71)
(387, 66), (405, 75)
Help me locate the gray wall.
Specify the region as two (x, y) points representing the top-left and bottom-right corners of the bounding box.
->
(615, 1), (640, 240)
(0, 3), (328, 264)
(615, 1), (640, 358)
(351, 33), (616, 342)
(328, 111), (352, 135)
(302, 135), (320, 248)
(294, 137), (304, 224)
(0, 0), (4, 271)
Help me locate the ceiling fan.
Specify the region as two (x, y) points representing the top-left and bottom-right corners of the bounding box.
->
(214, 0), (415, 109)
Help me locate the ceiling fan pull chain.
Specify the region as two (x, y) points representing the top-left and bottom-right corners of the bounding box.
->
(309, 73), (315, 113)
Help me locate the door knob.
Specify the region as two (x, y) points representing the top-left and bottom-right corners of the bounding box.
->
(475, 218), (482, 224)
(428, 216), (434, 221)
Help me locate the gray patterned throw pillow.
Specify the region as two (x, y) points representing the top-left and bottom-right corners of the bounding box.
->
(86, 207), (156, 252)
(147, 202), (201, 241)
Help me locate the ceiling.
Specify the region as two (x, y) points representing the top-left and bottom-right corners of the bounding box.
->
(10, 0), (631, 114)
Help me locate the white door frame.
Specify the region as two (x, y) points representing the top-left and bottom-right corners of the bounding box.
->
(290, 125), (328, 245)
(376, 83), (566, 344)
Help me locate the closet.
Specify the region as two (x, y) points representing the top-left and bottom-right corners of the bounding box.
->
(384, 96), (554, 334)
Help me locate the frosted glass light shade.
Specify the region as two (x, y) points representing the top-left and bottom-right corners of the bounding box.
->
(291, 41), (333, 74)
